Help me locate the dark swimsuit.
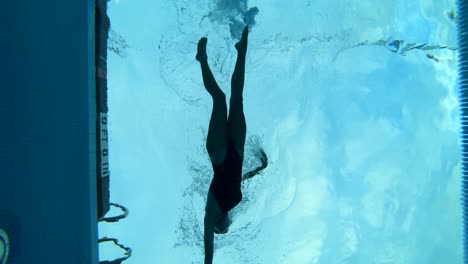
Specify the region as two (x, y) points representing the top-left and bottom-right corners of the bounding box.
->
(209, 139), (243, 214)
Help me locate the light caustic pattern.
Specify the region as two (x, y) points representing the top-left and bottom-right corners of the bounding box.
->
(105, 0), (462, 263)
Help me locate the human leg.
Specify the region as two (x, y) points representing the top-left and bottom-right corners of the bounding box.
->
(231, 26), (248, 99)
(228, 26), (248, 158)
(197, 37), (228, 165)
(207, 94), (228, 165)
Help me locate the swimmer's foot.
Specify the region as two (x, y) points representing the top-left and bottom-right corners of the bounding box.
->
(196, 37), (208, 62)
(235, 26), (249, 54)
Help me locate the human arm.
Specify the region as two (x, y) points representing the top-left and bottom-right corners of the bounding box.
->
(242, 148), (268, 181)
(204, 224), (214, 264)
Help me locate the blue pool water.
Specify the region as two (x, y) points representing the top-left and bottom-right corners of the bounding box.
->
(99, 0), (462, 262)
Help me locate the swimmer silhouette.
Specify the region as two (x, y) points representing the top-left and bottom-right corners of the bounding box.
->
(196, 25), (249, 264)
